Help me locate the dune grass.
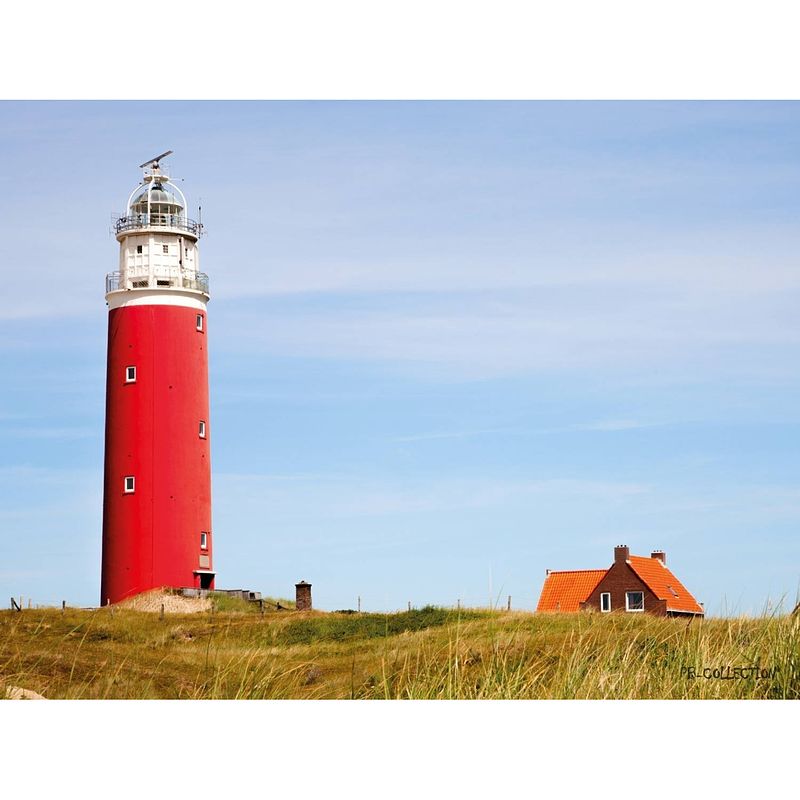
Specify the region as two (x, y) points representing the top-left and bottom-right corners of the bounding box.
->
(1, 605), (798, 699)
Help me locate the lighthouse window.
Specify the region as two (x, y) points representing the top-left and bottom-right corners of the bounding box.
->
(125, 366), (136, 383)
(123, 476), (135, 494)
(199, 420), (206, 438)
(136, 245), (143, 254)
(200, 532), (208, 550)
(196, 314), (204, 332)
(162, 244), (169, 254)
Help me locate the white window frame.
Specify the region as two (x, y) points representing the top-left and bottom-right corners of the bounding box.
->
(199, 420), (206, 439)
(200, 531), (208, 550)
(196, 314), (204, 332)
(125, 365), (137, 383)
(600, 592), (611, 613)
(625, 591), (644, 612)
(123, 476), (135, 494)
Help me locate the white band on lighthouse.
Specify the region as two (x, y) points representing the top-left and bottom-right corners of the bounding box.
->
(106, 290), (208, 311)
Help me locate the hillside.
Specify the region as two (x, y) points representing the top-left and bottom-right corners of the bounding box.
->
(2, 604), (799, 699)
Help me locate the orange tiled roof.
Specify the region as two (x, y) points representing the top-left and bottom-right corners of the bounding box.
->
(628, 556), (703, 614)
(536, 569), (607, 612)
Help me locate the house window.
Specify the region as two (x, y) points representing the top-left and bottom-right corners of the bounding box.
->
(200, 531), (208, 550)
(626, 591), (644, 612)
(162, 244), (169, 254)
(125, 366), (136, 383)
(196, 314), (204, 332)
(123, 476), (135, 494)
(600, 592), (611, 613)
(199, 420), (206, 438)
(136, 245), (142, 254)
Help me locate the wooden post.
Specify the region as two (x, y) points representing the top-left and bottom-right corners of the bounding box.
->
(507, 595), (511, 611)
(357, 596), (361, 613)
(160, 603), (165, 620)
(259, 599), (264, 615)
(62, 600), (66, 614)
(408, 601), (411, 612)
(457, 599), (461, 611)
(10, 597), (20, 612)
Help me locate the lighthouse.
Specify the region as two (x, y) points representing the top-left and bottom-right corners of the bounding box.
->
(100, 152), (214, 605)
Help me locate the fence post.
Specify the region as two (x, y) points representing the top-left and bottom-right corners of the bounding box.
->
(160, 603), (165, 620)
(507, 595), (511, 611)
(358, 596), (361, 613)
(457, 599), (461, 611)
(62, 600), (66, 614)
(408, 601), (411, 612)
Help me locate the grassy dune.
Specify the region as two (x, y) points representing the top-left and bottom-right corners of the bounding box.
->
(1, 604), (799, 699)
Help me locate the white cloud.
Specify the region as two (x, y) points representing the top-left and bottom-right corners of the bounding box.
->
(214, 471), (651, 520)
(214, 272), (800, 380)
(390, 420), (659, 442)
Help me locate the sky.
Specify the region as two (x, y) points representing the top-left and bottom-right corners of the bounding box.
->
(2, 100), (800, 614)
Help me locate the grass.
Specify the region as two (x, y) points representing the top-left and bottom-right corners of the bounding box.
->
(1, 605), (799, 699)
(208, 594), (296, 613)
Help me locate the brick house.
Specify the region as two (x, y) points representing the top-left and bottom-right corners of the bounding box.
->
(536, 545), (704, 618)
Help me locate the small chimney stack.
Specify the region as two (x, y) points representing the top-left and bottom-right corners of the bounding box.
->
(295, 580), (312, 611)
(651, 550), (666, 565)
(614, 545), (629, 565)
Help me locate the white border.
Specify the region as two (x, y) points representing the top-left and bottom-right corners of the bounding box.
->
(3, 2), (800, 98)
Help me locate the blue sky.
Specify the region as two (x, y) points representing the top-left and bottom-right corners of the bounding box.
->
(2, 100), (800, 614)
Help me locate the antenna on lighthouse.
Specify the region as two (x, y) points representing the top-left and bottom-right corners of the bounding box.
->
(139, 150), (173, 170)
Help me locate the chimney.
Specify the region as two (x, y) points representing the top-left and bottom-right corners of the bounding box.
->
(651, 550), (666, 565)
(295, 580), (312, 611)
(614, 545), (629, 565)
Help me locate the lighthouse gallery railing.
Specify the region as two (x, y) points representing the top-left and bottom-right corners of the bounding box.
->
(115, 214), (203, 236)
(106, 271), (210, 295)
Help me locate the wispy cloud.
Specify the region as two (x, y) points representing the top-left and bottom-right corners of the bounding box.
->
(214, 267), (800, 380)
(390, 428), (515, 442)
(560, 419), (661, 432)
(390, 420), (661, 442)
(214, 471), (652, 519)
(0, 426), (97, 440)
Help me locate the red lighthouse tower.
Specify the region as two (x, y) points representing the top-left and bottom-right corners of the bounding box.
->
(101, 152), (214, 605)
